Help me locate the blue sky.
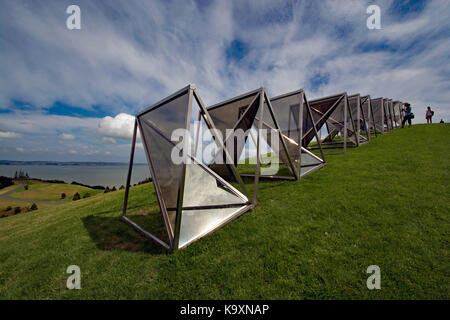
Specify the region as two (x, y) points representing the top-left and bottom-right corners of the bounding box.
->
(0, 0), (449, 162)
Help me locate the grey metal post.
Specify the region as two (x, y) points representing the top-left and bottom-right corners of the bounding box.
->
(122, 119), (138, 217)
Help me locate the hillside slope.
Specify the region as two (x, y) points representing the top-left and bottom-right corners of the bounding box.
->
(0, 124), (448, 299)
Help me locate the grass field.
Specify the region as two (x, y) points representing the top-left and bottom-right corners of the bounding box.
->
(0, 180), (103, 217)
(9, 180), (102, 202)
(0, 124), (448, 299)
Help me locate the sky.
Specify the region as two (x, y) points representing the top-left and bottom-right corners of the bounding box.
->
(0, 0), (449, 162)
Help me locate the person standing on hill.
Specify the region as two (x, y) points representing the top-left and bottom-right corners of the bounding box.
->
(402, 103), (413, 128)
(425, 106), (434, 124)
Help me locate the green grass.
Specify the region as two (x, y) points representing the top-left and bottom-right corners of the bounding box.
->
(8, 180), (103, 202)
(0, 180), (103, 217)
(0, 124), (448, 299)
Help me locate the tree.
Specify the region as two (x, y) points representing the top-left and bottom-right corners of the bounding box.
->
(119, 185), (125, 190)
(24, 185), (29, 190)
(112, 186), (117, 192)
(61, 193), (66, 199)
(72, 192), (81, 201)
(104, 187), (110, 193)
(30, 203), (38, 211)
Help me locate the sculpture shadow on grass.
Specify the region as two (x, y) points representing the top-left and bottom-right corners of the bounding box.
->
(81, 215), (169, 255)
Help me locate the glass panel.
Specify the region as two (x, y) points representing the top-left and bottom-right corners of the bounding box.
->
(139, 93), (189, 142)
(178, 206), (246, 248)
(136, 89), (191, 234)
(139, 120), (180, 232)
(182, 163), (246, 208)
(208, 94), (259, 166)
(264, 92), (303, 144)
(179, 159), (249, 248)
(307, 95), (343, 145)
(208, 94), (258, 142)
(371, 98), (384, 133)
(190, 98), (217, 165)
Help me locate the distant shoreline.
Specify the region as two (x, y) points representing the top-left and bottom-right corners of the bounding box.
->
(0, 160), (147, 166)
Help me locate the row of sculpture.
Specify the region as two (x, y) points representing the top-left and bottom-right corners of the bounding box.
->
(121, 85), (403, 250)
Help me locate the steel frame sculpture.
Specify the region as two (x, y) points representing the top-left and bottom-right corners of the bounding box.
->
(122, 84), (253, 250)
(348, 93), (370, 144)
(382, 98), (392, 132)
(268, 89), (326, 178)
(393, 101), (403, 127)
(361, 95), (378, 138)
(386, 98), (395, 130)
(207, 87), (298, 205)
(308, 93), (359, 154)
(371, 97), (387, 134)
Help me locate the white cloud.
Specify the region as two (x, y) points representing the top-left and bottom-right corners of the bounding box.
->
(0, 0), (448, 162)
(0, 131), (22, 139)
(16, 147), (25, 153)
(102, 137), (117, 144)
(60, 133), (75, 140)
(69, 149), (77, 154)
(98, 113), (136, 140)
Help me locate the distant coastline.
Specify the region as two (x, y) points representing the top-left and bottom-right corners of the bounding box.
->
(0, 160), (147, 166)
(0, 162), (151, 187)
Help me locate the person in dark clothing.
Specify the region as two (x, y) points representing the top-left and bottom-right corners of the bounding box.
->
(426, 106), (434, 124)
(402, 103), (413, 128)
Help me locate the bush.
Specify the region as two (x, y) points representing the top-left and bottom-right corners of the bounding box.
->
(0, 176), (14, 190)
(29, 203), (38, 211)
(83, 193), (91, 199)
(6, 206), (12, 211)
(24, 185), (29, 190)
(119, 185), (125, 190)
(72, 192), (81, 201)
(104, 187), (110, 193)
(61, 193), (66, 199)
(111, 186), (117, 192)
(14, 207), (21, 214)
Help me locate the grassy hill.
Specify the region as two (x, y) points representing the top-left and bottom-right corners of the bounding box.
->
(0, 180), (103, 217)
(0, 124), (448, 299)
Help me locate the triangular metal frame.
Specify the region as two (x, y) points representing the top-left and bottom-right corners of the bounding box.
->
(349, 93), (370, 145)
(393, 100), (403, 127)
(122, 84), (253, 250)
(371, 97), (386, 134)
(361, 95), (378, 138)
(268, 89), (326, 178)
(307, 93), (359, 155)
(207, 87), (298, 205)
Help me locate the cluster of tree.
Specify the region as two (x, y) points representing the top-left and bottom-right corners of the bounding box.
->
(0, 176), (14, 190)
(71, 181), (105, 190)
(1, 203), (38, 218)
(137, 177), (153, 185)
(71, 192), (92, 201)
(14, 170), (30, 179)
(104, 186), (117, 193)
